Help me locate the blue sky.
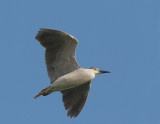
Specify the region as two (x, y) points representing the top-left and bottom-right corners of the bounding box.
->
(0, 0), (160, 124)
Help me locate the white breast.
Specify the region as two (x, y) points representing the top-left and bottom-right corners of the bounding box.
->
(51, 68), (95, 91)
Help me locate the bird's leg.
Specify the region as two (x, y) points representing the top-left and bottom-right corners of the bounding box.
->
(34, 86), (53, 99)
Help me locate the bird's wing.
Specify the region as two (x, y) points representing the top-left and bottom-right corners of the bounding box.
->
(61, 81), (91, 118)
(36, 28), (79, 82)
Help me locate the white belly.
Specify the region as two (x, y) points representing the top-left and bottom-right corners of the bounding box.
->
(51, 68), (95, 91)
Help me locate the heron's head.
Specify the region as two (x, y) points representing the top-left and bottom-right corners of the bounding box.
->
(90, 68), (111, 75)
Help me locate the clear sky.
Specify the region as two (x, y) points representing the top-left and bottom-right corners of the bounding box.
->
(0, 0), (160, 124)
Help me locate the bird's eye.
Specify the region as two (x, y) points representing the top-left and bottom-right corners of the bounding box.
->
(94, 68), (97, 70)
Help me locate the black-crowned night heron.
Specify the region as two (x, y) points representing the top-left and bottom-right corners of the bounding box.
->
(34, 28), (110, 118)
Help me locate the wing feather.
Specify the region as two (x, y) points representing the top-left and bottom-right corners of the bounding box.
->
(61, 81), (91, 118)
(36, 28), (79, 82)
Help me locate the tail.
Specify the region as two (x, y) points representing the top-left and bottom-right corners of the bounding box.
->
(34, 86), (53, 99)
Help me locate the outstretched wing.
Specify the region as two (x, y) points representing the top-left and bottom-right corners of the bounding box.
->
(36, 28), (79, 82)
(36, 29), (91, 118)
(61, 81), (91, 118)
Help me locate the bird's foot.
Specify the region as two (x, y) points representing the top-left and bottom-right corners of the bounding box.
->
(34, 86), (52, 99)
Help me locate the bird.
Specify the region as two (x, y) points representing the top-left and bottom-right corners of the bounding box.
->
(34, 28), (111, 118)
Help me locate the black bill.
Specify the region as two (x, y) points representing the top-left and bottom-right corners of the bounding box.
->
(100, 70), (111, 73)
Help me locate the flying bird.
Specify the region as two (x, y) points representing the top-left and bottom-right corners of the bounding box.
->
(35, 28), (110, 118)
